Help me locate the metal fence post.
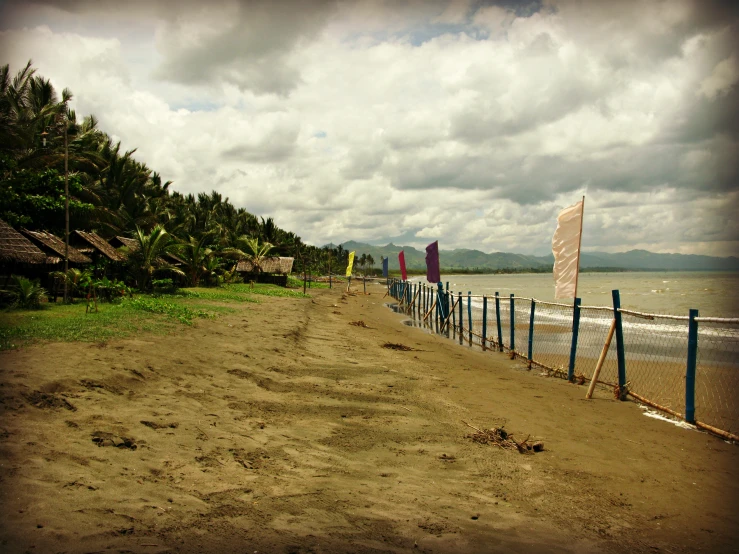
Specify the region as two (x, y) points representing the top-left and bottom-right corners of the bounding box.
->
(458, 292), (464, 345)
(482, 296), (488, 351)
(467, 291), (473, 346)
(612, 289), (627, 400)
(495, 292), (503, 351)
(527, 299), (536, 369)
(568, 298), (582, 382)
(510, 293), (515, 355)
(685, 309), (699, 424)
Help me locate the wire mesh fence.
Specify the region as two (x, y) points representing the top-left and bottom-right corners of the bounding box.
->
(618, 312), (690, 418)
(575, 307), (619, 387)
(695, 318), (739, 436)
(388, 279), (739, 441)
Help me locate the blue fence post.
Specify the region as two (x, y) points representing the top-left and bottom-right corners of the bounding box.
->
(612, 289), (627, 400)
(482, 296), (488, 351)
(527, 299), (536, 369)
(685, 309), (699, 424)
(568, 298), (582, 382)
(437, 283), (446, 321)
(458, 292), (464, 345)
(510, 294), (515, 356)
(495, 292), (503, 351)
(467, 291), (473, 346)
(451, 288), (456, 335)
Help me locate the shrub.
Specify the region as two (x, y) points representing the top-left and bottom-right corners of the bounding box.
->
(3, 276), (47, 309)
(151, 278), (177, 295)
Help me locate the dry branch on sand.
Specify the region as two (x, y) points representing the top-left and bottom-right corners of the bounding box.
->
(382, 342), (413, 351)
(349, 320), (369, 328)
(463, 420), (544, 454)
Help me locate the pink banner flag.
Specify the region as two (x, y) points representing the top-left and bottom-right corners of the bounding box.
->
(552, 199), (584, 299)
(425, 241), (440, 283)
(398, 250), (407, 281)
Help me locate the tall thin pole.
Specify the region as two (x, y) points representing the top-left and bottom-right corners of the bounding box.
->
(573, 195), (585, 301)
(63, 116), (69, 304)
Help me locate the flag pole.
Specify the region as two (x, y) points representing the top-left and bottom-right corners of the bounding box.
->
(573, 195), (585, 300)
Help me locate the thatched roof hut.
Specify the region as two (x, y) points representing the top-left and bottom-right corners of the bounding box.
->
(0, 219), (47, 264)
(236, 257), (294, 274)
(73, 230), (126, 262)
(110, 235), (136, 250)
(22, 229), (91, 264)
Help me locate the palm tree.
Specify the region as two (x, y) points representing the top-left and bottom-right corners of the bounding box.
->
(177, 234), (214, 287)
(125, 224), (183, 291)
(222, 236), (274, 273)
(201, 255), (222, 286)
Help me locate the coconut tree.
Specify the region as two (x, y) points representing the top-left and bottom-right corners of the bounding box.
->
(201, 255), (223, 286)
(125, 224), (184, 291)
(222, 236), (274, 274)
(177, 233), (214, 287)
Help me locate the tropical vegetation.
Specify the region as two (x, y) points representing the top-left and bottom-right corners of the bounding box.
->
(0, 60), (364, 299)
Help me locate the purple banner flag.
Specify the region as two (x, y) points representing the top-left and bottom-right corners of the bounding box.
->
(425, 241), (440, 283)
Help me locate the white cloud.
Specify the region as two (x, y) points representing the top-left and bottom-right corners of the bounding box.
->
(0, 0), (737, 257)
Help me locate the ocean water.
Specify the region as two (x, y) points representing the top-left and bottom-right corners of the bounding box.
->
(404, 271), (739, 318)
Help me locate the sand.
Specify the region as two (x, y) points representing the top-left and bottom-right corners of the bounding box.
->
(0, 285), (737, 553)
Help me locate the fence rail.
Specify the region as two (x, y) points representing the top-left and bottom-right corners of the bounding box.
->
(387, 279), (739, 442)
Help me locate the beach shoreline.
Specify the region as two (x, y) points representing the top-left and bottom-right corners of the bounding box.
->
(0, 287), (737, 553)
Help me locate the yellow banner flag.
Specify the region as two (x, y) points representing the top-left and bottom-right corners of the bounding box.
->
(345, 251), (355, 277)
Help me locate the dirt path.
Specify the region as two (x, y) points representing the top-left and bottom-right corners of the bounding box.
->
(1, 286), (737, 553)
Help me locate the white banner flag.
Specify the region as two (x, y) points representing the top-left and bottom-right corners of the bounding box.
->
(552, 200), (584, 300)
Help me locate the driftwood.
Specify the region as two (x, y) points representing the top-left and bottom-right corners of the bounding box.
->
(382, 342), (413, 351)
(462, 420), (543, 454)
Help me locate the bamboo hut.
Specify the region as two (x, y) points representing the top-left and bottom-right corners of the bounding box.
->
(73, 230), (126, 263)
(21, 229), (91, 266)
(0, 219), (49, 287)
(235, 257), (294, 286)
(0, 219), (47, 265)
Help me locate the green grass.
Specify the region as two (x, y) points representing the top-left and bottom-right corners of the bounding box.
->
(128, 297), (216, 324)
(224, 283), (311, 298)
(0, 282), (313, 351)
(286, 276), (331, 289)
(181, 288), (259, 303)
(0, 301), (166, 351)
(0, 295), (217, 351)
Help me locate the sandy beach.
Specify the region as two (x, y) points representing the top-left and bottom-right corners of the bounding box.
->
(1, 286), (737, 553)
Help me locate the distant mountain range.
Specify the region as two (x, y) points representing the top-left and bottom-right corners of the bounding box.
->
(336, 241), (739, 272)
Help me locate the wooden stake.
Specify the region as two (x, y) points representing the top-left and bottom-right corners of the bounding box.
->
(586, 318), (616, 399)
(439, 297), (461, 332)
(422, 299), (437, 321)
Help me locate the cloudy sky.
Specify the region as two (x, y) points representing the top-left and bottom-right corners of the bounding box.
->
(1, 0), (737, 256)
